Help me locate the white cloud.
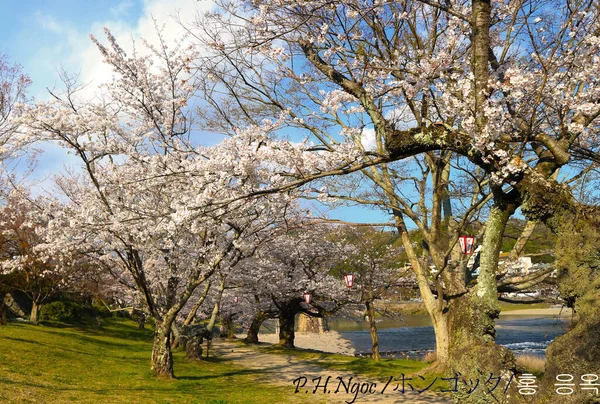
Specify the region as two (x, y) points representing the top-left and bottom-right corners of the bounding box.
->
(34, 12), (64, 34)
(33, 0), (214, 99)
(361, 127), (377, 151)
(110, 0), (135, 17)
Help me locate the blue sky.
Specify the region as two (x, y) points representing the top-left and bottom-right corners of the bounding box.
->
(0, 0), (390, 225)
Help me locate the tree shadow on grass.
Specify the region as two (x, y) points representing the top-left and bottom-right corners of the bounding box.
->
(1, 336), (103, 357)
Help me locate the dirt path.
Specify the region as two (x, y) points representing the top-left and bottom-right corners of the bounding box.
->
(212, 340), (452, 404)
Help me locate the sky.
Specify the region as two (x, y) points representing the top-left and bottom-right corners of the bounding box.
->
(0, 0), (391, 225)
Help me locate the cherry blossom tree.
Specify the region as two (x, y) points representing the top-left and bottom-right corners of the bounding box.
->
(189, 2), (600, 399)
(231, 223), (349, 348)
(333, 226), (406, 361)
(16, 29), (299, 378)
(0, 188), (86, 323)
(0, 54), (30, 154)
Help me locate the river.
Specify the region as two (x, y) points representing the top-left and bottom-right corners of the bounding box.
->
(328, 314), (571, 358)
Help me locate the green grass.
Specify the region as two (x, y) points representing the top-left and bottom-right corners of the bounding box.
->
(0, 319), (311, 403)
(258, 344), (449, 393)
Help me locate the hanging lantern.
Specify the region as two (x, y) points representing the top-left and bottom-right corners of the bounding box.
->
(344, 274), (354, 288)
(458, 235), (475, 254)
(234, 297), (238, 303)
(303, 292), (312, 304)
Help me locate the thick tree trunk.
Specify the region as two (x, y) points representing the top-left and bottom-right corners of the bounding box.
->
(245, 311), (267, 343)
(537, 289), (600, 403)
(30, 300), (40, 324)
(365, 300), (380, 361)
(278, 303), (296, 348)
(448, 204), (517, 403)
(151, 320), (174, 378)
(430, 310), (449, 367)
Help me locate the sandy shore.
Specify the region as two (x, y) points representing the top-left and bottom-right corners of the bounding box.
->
(500, 306), (572, 317)
(235, 331), (356, 355)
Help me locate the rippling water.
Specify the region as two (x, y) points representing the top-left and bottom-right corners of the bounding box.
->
(329, 315), (571, 357)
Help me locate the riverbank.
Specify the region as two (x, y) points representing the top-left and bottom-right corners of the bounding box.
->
(386, 301), (569, 317)
(499, 306), (572, 317)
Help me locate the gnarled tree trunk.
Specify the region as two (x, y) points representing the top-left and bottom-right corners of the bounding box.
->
(245, 311), (267, 343)
(448, 204), (517, 403)
(219, 314), (235, 339)
(151, 319), (175, 378)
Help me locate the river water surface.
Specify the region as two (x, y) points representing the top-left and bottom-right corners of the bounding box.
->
(328, 314), (571, 358)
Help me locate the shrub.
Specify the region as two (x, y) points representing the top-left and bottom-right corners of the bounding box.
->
(39, 301), (77, 323)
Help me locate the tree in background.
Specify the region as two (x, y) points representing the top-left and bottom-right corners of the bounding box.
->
(0, 189), (84, 324)
(334, 226), (406, 361)
(232, 224), (348, 348)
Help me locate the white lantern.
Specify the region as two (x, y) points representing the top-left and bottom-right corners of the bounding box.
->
(458, 235), (475, 254)
(303, 292), (312, 304)
(234, 297), (238, 303)
(344, 274), (354, 288)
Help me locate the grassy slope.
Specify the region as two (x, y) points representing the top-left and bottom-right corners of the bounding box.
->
(0, 319), (311, 404)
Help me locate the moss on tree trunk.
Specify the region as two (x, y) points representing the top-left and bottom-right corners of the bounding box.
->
(447, 204), (517, 403)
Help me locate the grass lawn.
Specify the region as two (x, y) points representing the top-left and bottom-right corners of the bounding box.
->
(0, 319), (310, 404)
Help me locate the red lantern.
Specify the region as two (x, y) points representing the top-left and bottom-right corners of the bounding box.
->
(458, 235), (475, 254)
(303, 292), (312, 304)
(344, 274), (354, 288)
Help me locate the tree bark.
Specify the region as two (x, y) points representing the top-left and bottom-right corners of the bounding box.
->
(245, 311), (267, 343)
(183, 281), (211, 326)
(151, 319), (175, 378)
(537, 293), (600, 403)
(30, 300), (40, 324)
(365, 300), (380, 361)
(278, 302), (296, 348)
(171, 323), (181, 348)
(448, 203), (517, 403)
(394, 215), (451, 369)
(206, 278), (225, 336)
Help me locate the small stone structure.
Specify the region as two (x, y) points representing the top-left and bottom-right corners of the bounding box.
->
(180, 324), (212, 360)
(297, 313), (328, 333)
